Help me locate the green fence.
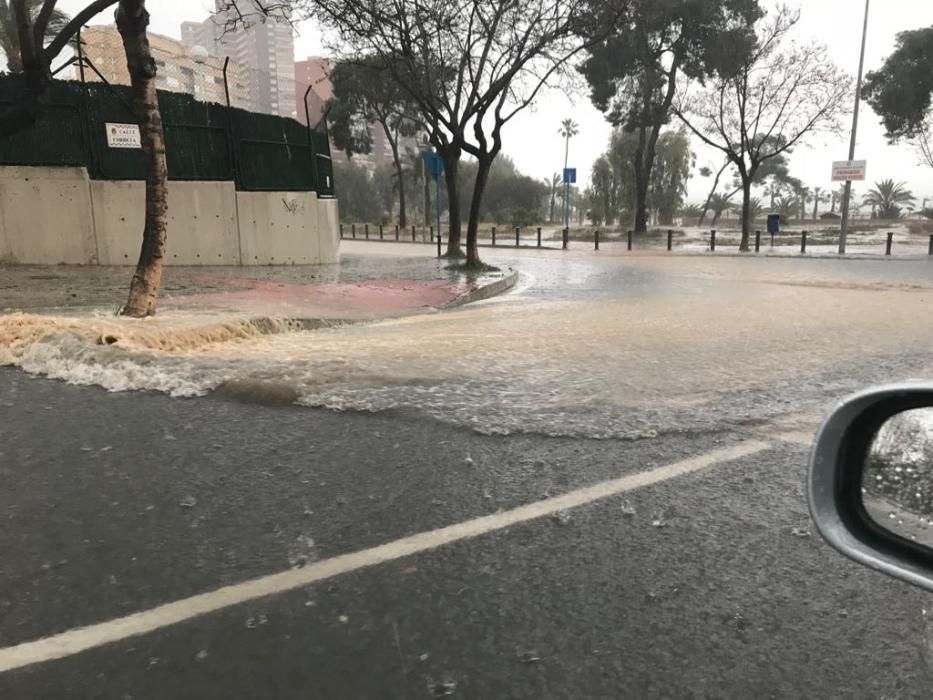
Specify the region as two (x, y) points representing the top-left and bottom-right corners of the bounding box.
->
(0, 75), (335, 197)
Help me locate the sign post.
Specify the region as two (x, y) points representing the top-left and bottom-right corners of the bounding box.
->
(563, 167), (576, 228)
(421, 151), (445, 258)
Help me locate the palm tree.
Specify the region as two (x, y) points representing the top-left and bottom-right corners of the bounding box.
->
(545, 172), (561, 224)
(863, 179), (916, 220)
(558, 118), (579, 227)
(0, 0), (69, 73)
(709, 192), (733, 226)
(811, 187), (828, 219)
(744, 197), (763, 225)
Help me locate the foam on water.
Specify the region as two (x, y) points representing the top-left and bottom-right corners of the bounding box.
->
(4, 264), (933, 440)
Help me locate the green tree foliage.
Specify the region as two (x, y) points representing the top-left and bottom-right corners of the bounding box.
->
(863, 179), (916, 220)
(649, 129), (694, 225)
(863, 27), (933, 168)
(0, 0), (69, 73)
(327, 57), (418, 226)
(708, 192), (733, 226)
(333, 159), (382, 224)
(453, 156), (547, 225)
(589, 128), (693, 226)
(579, 0), (762, 233)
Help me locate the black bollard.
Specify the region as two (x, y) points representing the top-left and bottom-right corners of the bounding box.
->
(627, 230), (633, 251)
(365, 223), (369, 239)
(411, 225), (416, 242)
(929, 234), (933, 256)
(379, 224), (384, 240)
(492, 226), (497, 246)
(395, 224), (400, 241)
(886, 231), (893, 256)
(667, 229), (673, 251)
(437, 228), (442, 258)
(710, 230), (716, 252)
(515, 227), (520, 247)
(537, 227), (542, 248)
(430, 225), (434, 243)
(755, 230), (761, 253)
(595, 228), (600, 251)
(352, 223), (356, 239)
(563, 228), (569, 250)
(801, 231), (808, 254)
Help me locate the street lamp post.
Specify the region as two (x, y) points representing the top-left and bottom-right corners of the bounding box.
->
(839, 0), (870, 255)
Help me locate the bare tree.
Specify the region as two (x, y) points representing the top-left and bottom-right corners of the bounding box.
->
(674, 7), (850, 251)
(228, 0), (615, 266)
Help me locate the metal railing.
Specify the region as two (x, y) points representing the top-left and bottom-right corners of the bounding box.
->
(338, 225), (933, 257)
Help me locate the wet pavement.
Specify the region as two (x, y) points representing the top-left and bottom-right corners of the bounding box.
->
(2, 242), (933, 698)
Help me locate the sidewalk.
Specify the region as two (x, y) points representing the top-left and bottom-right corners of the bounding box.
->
(0, 253), (516, 318)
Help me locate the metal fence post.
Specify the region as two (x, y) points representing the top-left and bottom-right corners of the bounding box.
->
(515, 226), (520, 247)
(412, 225), (416, 242)
(379, 224), (384, 240)
(563, 228), (569, 250)
(801, 231), (807, 254)
(627, 230), (633, 251)
(886, 231), (893, 256)
(667, 229), (673, 251)
(352, 223), (356, 239)
(395, 224), (399, 241)
(710, 230), (716, 252)
(365, 224), (369, 239)
(594, 228), (600, 251)
(537, 227), (542, 248)
(492, 226), (497, 246)
(755, 230), (761, 253)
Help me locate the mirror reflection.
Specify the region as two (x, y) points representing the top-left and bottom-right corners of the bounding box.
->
(863, 408), (933, 545)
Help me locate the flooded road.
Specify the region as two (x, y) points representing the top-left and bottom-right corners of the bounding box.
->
(3, 248), (933, 440)
(4, 245), (933, 698)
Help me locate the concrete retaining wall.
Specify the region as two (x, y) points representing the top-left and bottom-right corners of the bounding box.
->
(0, 166), (339, 266)
(93, 181), (242, 266)
(0, 166), (97, 264)
(237, 191), (321, 265)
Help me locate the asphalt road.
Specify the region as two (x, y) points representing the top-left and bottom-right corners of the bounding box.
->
(3, 247), (933, 698)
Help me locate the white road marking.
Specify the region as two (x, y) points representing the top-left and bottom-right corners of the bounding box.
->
(0, 440), (770, 674)
(774, 431), (817, 447)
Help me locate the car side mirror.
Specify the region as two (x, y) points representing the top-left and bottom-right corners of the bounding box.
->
(809, 384), (933, 592)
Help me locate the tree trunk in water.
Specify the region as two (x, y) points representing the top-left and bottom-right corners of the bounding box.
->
(739, 178), (753, 252)
(441, 147), (462, 257)
(466, 157), (492, 267)
(632, 128), (649, 234)
(384, 123), (406, 228)
(117, 0), (168, 318)
(423, 165), (430, 227)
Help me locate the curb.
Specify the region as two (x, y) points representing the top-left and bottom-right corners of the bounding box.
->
(444, 269), (519, 308)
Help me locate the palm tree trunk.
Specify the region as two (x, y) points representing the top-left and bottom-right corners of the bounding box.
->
(117, 0), (168, 318)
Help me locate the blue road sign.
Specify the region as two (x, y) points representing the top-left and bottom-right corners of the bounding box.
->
(563, 168), (576, 184)
(422, 151), (444, 179)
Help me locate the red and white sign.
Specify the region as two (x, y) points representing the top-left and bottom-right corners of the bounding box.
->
(831, 160), (867, 182)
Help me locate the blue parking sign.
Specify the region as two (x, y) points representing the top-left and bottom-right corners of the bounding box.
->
(563, 168), (576, 184)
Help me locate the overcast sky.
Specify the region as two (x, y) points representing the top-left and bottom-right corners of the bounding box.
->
(62, 0), (933, 204)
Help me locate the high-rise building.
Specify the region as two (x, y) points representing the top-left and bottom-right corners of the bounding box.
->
(181, 3), (296, 119)
(294, 57), (332, 127)
(78, 25), (250, 109)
